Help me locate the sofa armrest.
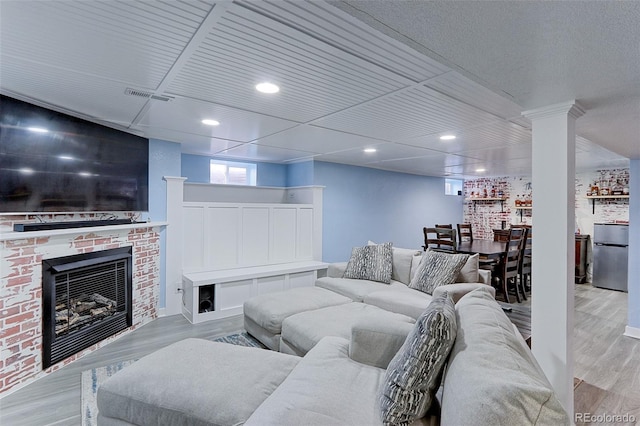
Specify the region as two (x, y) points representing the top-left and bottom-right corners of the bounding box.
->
(433, 283), (495, 304)
(349, 319), (413, 369)
(327, 262), (348, 278)
(478, 268), (491, 284)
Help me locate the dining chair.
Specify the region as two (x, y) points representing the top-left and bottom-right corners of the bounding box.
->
(435, 224), (454, 242)
(518, 228), (532, 299)
(456, 223), (473, 244)
(494, 228), (525, 303)
(422, 227), (457, 252)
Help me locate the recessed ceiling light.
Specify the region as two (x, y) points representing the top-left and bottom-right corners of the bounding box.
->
(201, 119), (220, 126)
(27, 127), (48, 133)
(58, 155), (74, 161)
(439, 135), (456, 141)
(19, 168), (34, 174)
(363, 148), (377, 153)
(78, 171), (92, 177)
(255, 82), (280, 94)
(475, 168), (486, 173)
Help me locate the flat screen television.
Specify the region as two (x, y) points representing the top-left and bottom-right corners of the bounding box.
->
(0, 95), (149, 213)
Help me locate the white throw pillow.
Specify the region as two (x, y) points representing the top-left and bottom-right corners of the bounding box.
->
(456, 253), (479, 283)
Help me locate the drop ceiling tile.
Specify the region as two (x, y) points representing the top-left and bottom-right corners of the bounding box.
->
(253, 125), (386, 154)
(142, 130), (244, 156)
(457, 144), (532, 162)
(136, 97), (299, 142)
(311, 85), (500, 141)
(399, 120), (531, 152)
(313, 143), (443, 165)
(0, 57), (148, 125)
(215, 143), (316, 163)
(167, 2), (412, 123)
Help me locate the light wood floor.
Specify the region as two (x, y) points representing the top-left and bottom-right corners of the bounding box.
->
(1, 284), (638, 426)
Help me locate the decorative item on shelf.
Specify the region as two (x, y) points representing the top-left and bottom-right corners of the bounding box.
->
(497, 189), (504, 198)
(515, 196), (522, 207)
(490, 186), (496, 198)
(483, 188), (488, 198)
(525, 193), (532, 207)
(612, 180), (624, 196)
(623, 180), (629, 195)
(591, 182), (599, 196)
(470, 191), (476, 198)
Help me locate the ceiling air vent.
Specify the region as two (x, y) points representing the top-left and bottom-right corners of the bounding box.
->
(124, 88), (172, 102)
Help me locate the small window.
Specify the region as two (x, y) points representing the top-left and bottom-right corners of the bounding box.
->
(209, 160), (257, 186)
(445, 178), (463, 196)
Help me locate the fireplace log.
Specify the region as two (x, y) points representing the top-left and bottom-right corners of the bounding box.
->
(90, 293), (117, 308)
(56, 309), (71, 322)
(75, 301), (97, 313)
(90, 306), (112, 317)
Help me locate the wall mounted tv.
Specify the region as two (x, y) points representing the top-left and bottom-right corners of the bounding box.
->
(0, 94), (149, 213)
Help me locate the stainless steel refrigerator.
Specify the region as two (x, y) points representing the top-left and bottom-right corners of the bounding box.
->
(592, 223), (628, 292)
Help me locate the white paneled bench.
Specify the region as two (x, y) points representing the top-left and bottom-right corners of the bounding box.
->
(182, 261), (328, 323)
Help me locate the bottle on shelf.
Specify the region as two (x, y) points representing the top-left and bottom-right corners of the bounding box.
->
(623, 180), (630, 195)
(515, 195), (522, 207)
(483, 188), (488, 198)
(490, 186), (496, 198)
(612, 180), (624, 195)
(591, 181), (599, 196)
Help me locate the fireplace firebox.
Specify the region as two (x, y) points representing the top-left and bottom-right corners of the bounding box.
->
(42, 247), (132, 368)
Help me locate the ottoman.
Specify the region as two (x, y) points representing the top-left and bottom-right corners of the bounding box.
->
(243, 286), (351, 350)
(279, 302), (415, 356)
(97, 338), (300, 426)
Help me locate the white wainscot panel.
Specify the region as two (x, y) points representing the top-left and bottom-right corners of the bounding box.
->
(288, 271), (316, 289)
(207, 206), (240, 269)
(271, 208), (297, 263)
(296, 208), (314, 260)
(241, 207), (270, 266)
(183, 206), (205, 269)
(216, 280), (253, 311)
(256, 275), (286, 295)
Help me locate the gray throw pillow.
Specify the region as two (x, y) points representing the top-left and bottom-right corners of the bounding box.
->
(409, 250), (469, 295)
(343, 242), (393, 284)
(378, 292), (457, 425)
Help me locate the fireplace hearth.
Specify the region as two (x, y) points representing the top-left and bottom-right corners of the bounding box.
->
(42, 247), (133, 368)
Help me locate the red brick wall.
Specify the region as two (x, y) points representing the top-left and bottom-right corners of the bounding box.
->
(0, 214), (160, 395)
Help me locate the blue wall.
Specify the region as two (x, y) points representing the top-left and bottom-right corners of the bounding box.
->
(148, 139), (182, 309)
(629, 159), (639, 329)
(181, 154), (210, 183)
(313, 161), (464, 262)
(180, 153), (287, 187)
(287, 160), (314, 187)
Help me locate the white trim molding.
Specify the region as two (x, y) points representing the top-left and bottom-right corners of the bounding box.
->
(624, 326), (640, 340)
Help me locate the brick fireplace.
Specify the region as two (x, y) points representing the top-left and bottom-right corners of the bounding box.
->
(0, 215), (162, 395)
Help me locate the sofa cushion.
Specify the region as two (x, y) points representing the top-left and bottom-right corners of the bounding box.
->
(378, 292), (457, 425)
(409, 250), (469, 294)
(243, 287), (351, 335)
(315, 276), (406, 302)
(369, 241), (422, 285)
(344, 242), (393, 283)
(411, 252), (479, 283)
(245, 336), (385, 426)
(456, 252), (479, 283)
(363, 287), (433, 319)
(97, 338), (300, 426)
(350, 318), (415, 369)
(281, 302), (415, 355)
(441, 287), (569, 425)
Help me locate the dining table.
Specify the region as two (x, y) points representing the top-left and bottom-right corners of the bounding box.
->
(456, 240), (506, 260)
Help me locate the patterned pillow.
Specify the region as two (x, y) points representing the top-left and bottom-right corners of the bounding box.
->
(409, 250), (469, 295)
(343, 242), (393, 284)
(378, 292), (457, 424)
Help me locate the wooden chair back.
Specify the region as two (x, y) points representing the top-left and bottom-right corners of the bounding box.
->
(456, 223), (473, 244)
(423, 227), (457, 252)
(496, 228), (525, 303)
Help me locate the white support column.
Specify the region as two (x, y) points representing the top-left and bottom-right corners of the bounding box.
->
(523, 101), (584, 416)
(625, 159), (640, 339)
(163, 176), (187, 316)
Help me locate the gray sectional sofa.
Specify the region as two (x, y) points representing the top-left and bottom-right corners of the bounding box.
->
(97, 246), (569, 425)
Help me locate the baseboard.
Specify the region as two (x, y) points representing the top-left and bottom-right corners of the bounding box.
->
(623, 325), (640, 340)
(157, 307), (166, 317)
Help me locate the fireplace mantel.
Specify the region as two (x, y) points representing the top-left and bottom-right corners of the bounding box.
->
(0, 221), (167, 241)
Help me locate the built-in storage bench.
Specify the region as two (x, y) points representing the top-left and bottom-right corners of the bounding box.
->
(182, 261), (328, 323)
(164, 177), (325, 321)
